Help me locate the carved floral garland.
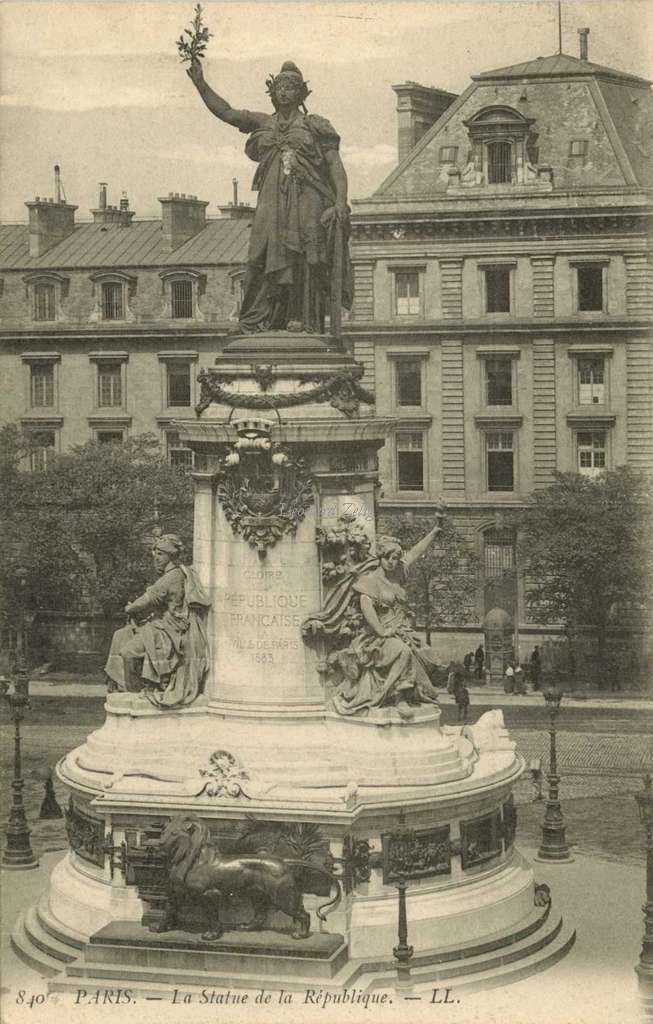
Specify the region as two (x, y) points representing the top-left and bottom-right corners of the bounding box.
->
(195, 368), (374, 417)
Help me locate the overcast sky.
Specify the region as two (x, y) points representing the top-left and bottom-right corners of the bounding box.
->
(1, 0), (651, 223)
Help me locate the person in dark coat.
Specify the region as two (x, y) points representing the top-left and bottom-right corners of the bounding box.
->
(530, 646), (542, 691)
(474, 644), (485, 680)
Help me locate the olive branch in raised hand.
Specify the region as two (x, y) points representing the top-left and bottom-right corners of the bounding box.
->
(176, 4), (213, 64)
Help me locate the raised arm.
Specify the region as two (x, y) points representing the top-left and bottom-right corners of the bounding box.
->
(187, 60), (264, 132)
(403, 508), (446, 569)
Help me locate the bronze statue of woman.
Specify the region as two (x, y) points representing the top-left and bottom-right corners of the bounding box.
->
(187, 58), (353, 335)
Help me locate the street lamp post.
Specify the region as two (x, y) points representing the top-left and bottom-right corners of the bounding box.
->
(393, 877), (414, 989)
(634, 773), (653, 1012)
(1, 564), (39, 870)
(536, 684), (573, 863)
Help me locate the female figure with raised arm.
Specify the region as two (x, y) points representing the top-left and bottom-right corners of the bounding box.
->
(303, 514), (446, 720)
(187, 58), (352, 334)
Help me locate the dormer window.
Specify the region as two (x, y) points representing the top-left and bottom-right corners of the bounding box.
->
(455, 105), (551, 189)
(171, 280), (193, 319)
(24, 273), (69, 323)
(35, 283), (56, 321)
(569, 140), (588, 158)
(159, 270), (205, 321)
(89, 272), (136, 323)
(102, 282), (123, 320)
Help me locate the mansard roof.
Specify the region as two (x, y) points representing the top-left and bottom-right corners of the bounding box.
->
(0, 216), (251, 272)
(474, 52), (651, 88)
(373, 50), (653, 197)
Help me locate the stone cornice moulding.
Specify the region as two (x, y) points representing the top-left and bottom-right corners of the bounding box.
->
(474, 414), (524, 428)
(566, 412), (617, 427)
(21, 351), (61, 363)
(157, 350), (199, 361)
(88, 351), (129, 362)
(20, 415), (64, 427)
(475, 346), (521, 358)
(87, 415), (133, 427)
(567, 345), (614, 357)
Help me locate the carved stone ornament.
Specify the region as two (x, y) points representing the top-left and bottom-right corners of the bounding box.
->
(217, 420), (314, 555)
(199, 750), (252, 799)
(460, 810), (503, 870)
(382, 824), (452, 884)
(64, 798), (107, 867)
(196, 366), (374, 418)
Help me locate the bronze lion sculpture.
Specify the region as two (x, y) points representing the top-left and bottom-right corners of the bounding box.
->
(154, 815), (341, 941)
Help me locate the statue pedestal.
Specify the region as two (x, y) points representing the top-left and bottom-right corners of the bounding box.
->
(16, 334), (574, 993)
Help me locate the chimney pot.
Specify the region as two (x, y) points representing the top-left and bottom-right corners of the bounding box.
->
(578, 27), (590, 61)
(158, 193), (209, 250)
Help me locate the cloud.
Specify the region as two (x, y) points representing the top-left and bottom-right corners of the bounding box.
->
(341, 143), (397, 170)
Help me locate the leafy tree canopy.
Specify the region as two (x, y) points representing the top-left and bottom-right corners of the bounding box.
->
(0, 427), (194, 624)
(517, 468), (653, 633)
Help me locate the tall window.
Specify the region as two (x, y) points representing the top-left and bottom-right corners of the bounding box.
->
(578, 431), (606, 476)
(486, 432), (514, 492)
(29, 430), (55, 472)
(485, 356), (512, 405)
(171, 280), (193, 319)
(395, 358), (422, 406)
(484, 268), (511, 313)
(167, 363), (192, 406)
(96, 430), (124, 445)
(30, 363), (54, 407)
(98, 363), (122, 407)
(395, 272), (420, 316)
(484, 528), (515, 577)
(578, 357), (605, 405)
(396, 431), (424, 491)
(34, 283), (55, 321)
(102, 282), (124, 320)
(487, 141), (512, 184)
(576, 265), (603, 312)
(167, 431), (194, 470)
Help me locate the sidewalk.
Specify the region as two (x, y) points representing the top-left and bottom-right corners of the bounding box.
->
(23, 676), (653, 712)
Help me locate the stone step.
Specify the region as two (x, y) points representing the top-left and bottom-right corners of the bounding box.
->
(35, 893), (86, 951)
(23, 904), (78, 964)
(11, 911), (63, 979)
(361, 910), (566, 990)
(82, 923), (348, 980)
(406, 918), (576, 994)
(50, 907), (572, 997)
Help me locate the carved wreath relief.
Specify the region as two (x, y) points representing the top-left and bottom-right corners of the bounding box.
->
(216, 418), (314, 555)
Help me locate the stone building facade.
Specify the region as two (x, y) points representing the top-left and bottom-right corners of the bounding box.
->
(347, 46), (653, 657)
(0, 183), (252, 469)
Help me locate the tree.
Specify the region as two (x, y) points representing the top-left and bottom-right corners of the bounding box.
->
(517, 468), (653, 688)
(0, 428), (194, 637)
(380, 512), (480, 646)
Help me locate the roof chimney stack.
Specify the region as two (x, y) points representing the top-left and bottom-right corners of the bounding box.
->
(392, 82), (458, 162)
(232, 178), (239, 206)
(91, 184), (133, 226)
(158, 193), (209, 250)
(25, 171), (77, 256)
(578, 27), (590, 62)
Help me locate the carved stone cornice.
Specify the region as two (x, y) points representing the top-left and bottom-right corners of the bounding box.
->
(351, 210), (652, 244)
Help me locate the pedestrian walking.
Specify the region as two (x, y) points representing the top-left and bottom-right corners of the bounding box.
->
(463, 651), (473, 676)
(454, 677), (470, 723)
(474, 644), (485, 681)
(513, 663), (526, 695)
(504, 660), (515, 693)
(530, 646), (541, 691)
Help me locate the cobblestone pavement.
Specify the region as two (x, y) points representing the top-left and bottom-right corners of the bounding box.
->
(1, 716), (651, 865)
